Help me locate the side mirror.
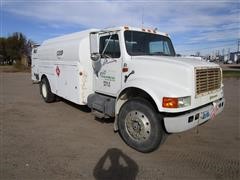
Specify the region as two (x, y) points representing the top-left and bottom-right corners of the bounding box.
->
(90, 32), (99, 59)
(91, 53), (101, 61)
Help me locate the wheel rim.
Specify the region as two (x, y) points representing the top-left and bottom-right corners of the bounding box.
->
(41, 83), (47, 98)
(125, 110), (151, 142)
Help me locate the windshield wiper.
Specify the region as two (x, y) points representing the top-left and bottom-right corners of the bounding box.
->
(148, 52), (165, 56)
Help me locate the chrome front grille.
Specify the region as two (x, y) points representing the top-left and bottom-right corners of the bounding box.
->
(195, 68), (221, 96)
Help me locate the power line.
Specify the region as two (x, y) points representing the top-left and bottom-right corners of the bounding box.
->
(174, 39), (237, 46)
(179, 42), (236, 52)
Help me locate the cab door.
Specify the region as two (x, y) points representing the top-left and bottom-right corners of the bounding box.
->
(93, 33), (123, 96)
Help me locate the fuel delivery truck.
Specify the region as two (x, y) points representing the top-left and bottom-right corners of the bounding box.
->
(31, 26), (225, 152)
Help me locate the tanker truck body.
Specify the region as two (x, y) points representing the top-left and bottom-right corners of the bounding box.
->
(32, 26), (225, 152)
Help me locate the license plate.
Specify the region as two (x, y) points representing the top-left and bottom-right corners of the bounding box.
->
(210, 103), (218, 119)
(202, 111), (210, 119)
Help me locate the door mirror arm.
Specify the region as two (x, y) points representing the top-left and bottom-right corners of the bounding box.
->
(91, 53), (101, 61)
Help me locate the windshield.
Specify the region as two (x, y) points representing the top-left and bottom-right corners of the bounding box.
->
(124, 30), (175, 56)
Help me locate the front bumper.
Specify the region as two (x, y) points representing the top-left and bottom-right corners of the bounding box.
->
(164, 98), (225, 133)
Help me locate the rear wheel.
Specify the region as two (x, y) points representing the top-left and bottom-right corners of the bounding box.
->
(40, 77), (56, 103)
(118, 98), (164, 153)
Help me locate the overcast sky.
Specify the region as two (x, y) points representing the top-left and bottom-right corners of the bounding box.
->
(1, 0), (239, 55)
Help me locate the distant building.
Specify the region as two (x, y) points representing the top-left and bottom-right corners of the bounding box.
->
(230, 51), (240, 63)
(223, 54), (229, 62)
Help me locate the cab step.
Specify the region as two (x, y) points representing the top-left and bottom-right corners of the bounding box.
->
(92, 110), (105, 118)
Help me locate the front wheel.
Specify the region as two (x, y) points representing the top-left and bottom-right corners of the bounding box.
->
(118, 98), (165, 153)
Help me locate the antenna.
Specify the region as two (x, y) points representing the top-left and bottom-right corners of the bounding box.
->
(141, 7), (144, 28)
(228, 48), (230, 59)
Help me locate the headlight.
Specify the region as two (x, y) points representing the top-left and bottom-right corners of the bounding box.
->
(178, 96), (191, 108)
(162, 96), (191, 108)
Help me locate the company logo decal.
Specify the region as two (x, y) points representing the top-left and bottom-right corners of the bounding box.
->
(100, 70), (116, 81)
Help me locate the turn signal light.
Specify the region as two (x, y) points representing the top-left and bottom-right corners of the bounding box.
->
(162, 97), (178, 108)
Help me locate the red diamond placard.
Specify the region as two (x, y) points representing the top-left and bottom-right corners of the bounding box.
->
(56, 66), (60, 76)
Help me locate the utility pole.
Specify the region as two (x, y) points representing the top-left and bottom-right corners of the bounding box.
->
(228, 48), (230, 58)
(222, 49), (225, 62)
(238, 39), (240, 52)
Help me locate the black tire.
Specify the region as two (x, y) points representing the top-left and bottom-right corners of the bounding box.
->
(118, 98), (165, 153)
(40, 77), (56, 103)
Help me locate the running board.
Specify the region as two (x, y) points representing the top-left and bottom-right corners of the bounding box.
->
(87, 93), (116, 118)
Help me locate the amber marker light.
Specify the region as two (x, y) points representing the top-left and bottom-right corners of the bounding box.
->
(122, 67), (128, 72)
(162, 97), (178, 108)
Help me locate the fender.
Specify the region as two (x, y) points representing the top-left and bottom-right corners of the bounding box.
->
(116, 76), (192, 115)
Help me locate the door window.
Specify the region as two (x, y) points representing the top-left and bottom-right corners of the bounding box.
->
(99, 34), (120, 58)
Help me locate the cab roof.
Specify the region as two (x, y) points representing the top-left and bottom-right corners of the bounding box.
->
(102, 26), (170, 37)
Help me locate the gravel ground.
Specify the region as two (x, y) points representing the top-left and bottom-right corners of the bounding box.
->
(0, 72), (239, 180)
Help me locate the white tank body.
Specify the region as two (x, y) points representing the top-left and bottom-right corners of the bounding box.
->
(34, 29), (99, 105)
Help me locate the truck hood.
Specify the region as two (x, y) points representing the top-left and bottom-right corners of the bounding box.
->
(127, 56), (220, 98)
(131, 56), (219, 68)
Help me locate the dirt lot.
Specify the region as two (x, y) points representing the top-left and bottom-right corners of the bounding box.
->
(0, 72), (239, 180)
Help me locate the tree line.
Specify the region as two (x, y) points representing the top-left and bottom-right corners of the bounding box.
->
(0, 32), (34, 65)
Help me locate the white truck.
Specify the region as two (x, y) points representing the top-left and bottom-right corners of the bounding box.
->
(31, 26), (225, 152)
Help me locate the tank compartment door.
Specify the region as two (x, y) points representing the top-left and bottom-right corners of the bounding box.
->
(31, 47), (39, 82)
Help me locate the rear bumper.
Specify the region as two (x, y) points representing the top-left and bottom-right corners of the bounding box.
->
(163, 98), (225, 133)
